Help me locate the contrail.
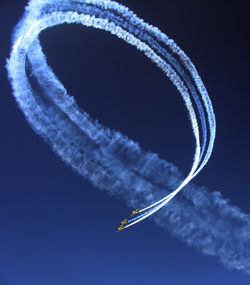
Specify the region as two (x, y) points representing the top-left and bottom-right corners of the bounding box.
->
(6, 0), (249, 275)
(7, 0), (215, 225)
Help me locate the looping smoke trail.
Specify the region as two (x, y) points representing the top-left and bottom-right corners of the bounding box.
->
(6, 0), (250, 275)
(7, 0), (216, 225)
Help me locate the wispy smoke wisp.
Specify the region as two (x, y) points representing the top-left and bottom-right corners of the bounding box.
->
(6, 0), (249, 275)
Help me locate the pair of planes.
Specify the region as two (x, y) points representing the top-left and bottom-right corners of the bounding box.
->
(116, 208), (139, 232)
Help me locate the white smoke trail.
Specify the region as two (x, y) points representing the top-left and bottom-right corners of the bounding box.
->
(7, 0), (213, 225)
(6, 0), (250, 275)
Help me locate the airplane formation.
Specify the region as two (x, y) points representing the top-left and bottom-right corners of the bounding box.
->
(116, 209), (139, 232)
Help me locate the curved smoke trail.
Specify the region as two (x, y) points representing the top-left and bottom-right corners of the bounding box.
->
(8, 0), (216, 226)
(6, 0), (250, 275)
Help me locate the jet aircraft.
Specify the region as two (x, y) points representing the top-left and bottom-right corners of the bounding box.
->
(120, 219), (128, 225)
(131, 208), (139, 216)
(116, 224), (125, 232)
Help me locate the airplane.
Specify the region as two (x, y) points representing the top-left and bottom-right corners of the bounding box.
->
(116, 224), (125, 232)
(120, 219), (128, 225)
(130, 208), (139, 216)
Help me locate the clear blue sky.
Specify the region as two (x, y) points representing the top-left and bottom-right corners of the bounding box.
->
(0, 0), (249, 284)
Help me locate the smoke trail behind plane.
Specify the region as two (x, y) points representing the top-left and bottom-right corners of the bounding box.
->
(6, 0), (249, 276)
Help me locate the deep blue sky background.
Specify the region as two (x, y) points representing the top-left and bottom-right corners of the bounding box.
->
(0, 0), (249, 284)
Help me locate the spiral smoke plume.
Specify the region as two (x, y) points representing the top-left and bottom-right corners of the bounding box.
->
(6, 0), (250, 275)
